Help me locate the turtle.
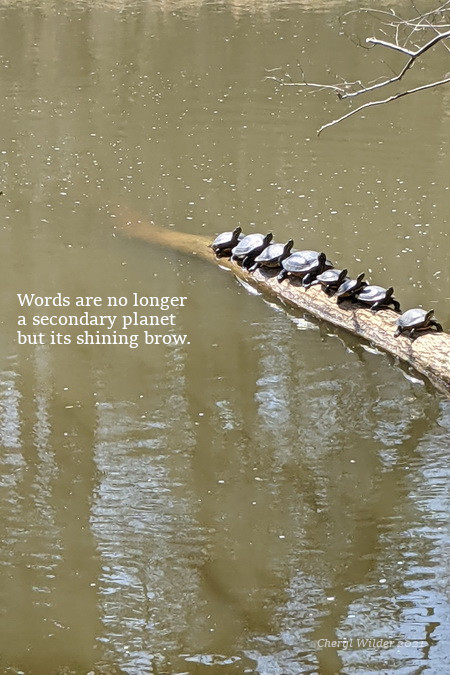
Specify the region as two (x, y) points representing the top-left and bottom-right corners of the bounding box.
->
(335, 273), (367, 304)
(355, 285), (401, 312)
(210, 227), (244, 256)
(310, 268), (348, 296)
(394, 308), (443, 338)
(231, 232), (273, 269)
(277, 250), (332, 286)
(249, 239), (294, 272)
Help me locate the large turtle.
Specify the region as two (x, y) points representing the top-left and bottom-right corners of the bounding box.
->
(394, 308), (443, 338)
(277, 250), (332, 286)
(310, 268), (348, 296)
(250, 239), (294, 272)
(335, 273), (367, 304)
(231, 232), (273, 269)
(356, 285), (401, 312)
(210, 227), (243, 256)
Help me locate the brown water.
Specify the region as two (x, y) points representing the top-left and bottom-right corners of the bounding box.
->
(0, 1), (449, 673)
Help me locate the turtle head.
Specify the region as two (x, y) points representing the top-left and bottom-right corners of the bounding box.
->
(425, 309), (435, 321)
(263, 232), (273, 246)
(284, 239), (294, 254)
(356, 273), (365, 283)
(315, 252), (327, 273)
(231, 226), (242, 246)
(385, 286), (394, 298)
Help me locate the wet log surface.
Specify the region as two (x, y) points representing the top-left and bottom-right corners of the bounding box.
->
(116, 211), (450, 398)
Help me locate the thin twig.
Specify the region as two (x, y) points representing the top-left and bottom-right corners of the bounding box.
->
(339, 29), (450, 99)
(365, 38), (416, 55)
(285, 81), (348, 93)
(367, 28), (450, 54)
(408, 0), (450, 52)
(267, 3), (450, 135)
(318, 76), (450, 136)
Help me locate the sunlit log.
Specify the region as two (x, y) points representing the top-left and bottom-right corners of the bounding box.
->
(116, 210), (450, 398)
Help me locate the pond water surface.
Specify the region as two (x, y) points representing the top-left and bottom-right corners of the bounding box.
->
(0, 1), (449, 673)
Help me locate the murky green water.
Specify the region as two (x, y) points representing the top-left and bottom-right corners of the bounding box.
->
(0, 1), (449, 673)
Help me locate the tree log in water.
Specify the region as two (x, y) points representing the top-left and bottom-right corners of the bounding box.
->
(116, 210), (450, 398)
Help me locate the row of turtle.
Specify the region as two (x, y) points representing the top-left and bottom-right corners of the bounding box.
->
(210, 227), (443, 339)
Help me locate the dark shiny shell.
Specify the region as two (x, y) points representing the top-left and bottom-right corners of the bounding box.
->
(336, 277), (360, 295)
(282, 250), (321, 272)
(255, 242), (286, 263)
(357, 285), (388, 302)
(316, 268), (347, 284)
(211, 227), (243, 252)
(254, 240), (294, 266)
(232, 233), (266, 257)
(397, 308), (430, 328)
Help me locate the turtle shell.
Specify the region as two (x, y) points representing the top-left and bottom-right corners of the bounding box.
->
(394, 308), (441, 337)
(356, 285), (400, 312)
(282, 250), (319, 271)
(313, 268), (348, 295)
(231, 232), (273, 269)
(255, 243), (284, 263)
(232, 233), (270, 257)
(397, 308), (432, 328)
(281, 250), (331, 273)
(211, 227), (243, 253)
(317, 269), (342, 283)
(336, 273), (366, 298)
(278, 251), (332, 285)
(316, 268), (348, 285)
(254, 240), (294, 265)
(356, 285), (389, 303)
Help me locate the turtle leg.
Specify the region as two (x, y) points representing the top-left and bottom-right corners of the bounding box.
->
(391, 299), (401, 312)
(409, 328), (417, 339)
(394, 326), (402, 338)
(277, 270), (288, 282)
(302, 273), (312, 288)
(370, 302), (380, 312)
(248, 262), (259, 273)
(429, 320), (443, 332)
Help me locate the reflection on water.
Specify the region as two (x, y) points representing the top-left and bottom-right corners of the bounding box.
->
(3, 303), (449, 673)
(0, 0), (449, 673)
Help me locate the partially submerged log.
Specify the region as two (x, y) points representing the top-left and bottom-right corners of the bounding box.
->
(116, 211), (450, 398)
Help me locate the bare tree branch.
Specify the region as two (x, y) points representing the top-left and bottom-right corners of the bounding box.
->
(268, 3), (450, 134)
(364, 38), (416, 56)
(367, 28), (450, 55)
(340, 29), (450, 99)
(407, 0), (450, 52)
(317, 75), (450, 136)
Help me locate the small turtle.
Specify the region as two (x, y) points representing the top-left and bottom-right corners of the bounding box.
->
(356, 285), (400, 312)
(231, 232), (273, 269)
(277, 250), (332, 285)
(310, 268), (348, 296)
(335, 273), (367, 304)
(394, 308), (443, 338)
(249, 239), (294, 272)
(210, 227), (244, 256)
